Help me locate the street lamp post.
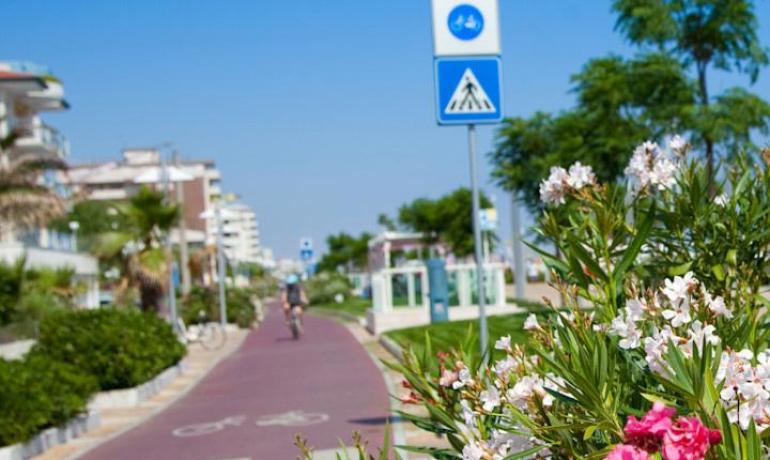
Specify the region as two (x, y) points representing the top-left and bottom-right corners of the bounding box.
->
(215, 201), (227, 327)
(68, 221), (80, 252)
(173, 151), (192, 296)
(160, 154), (179, 331)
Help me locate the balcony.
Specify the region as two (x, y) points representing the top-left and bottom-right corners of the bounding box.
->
(12, 122), (69, 159)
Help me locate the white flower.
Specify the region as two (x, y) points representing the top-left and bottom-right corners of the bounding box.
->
(625, 144), (654, 188)
(669, 134), (687, 156)
(539, 166), (569, 205)
(625, 140), (680, 192)
(567, 161), (595, 189)
(460, 399), (476, 425)
(489, 430), (517, 459)
(704, 292), (732, 319)
(644, 326), (679, 376)
(523, 314), (539, 331)
(462, 440), (485, 460)
(494, 335), (511, 350)
(661, 302), (692, 327)
(480, 386), (501, 412)
(662, 272), (698, 306)
(625, 298), (646, 322)
(453, 368), (474, 390)
(608, 307), (642, 349)
(507, 375), (539, 408)
(619, 326), (643, 350)
(494, 356), (516, 378)
(650, 156), (677, 189)
(714, 194), (728, 207)
(687, 320), (720, 354)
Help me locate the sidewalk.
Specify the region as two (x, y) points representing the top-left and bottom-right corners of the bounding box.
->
(33, 328), (250, 460)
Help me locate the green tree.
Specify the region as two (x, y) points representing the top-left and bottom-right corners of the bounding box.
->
(397, 187), (492, 258)
(92, 186), (180, 312)
(316, 232), (372, 273)
(613, 0), (770, 180)
(492, 0), (770, 212)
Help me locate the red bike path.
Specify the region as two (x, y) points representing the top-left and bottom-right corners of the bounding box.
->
(79, 302), (391, 460)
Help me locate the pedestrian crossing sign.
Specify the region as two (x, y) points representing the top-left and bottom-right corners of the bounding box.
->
(434, 56), (502, 125)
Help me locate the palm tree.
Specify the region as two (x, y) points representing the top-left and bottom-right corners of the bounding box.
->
(93, 186), (179, 312)
(0, 131), (67, 232)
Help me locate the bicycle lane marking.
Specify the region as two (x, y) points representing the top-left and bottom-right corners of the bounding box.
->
(171, 411), (329, 437)
(255, 410), (329, 427)
(172, 415), (247, 437)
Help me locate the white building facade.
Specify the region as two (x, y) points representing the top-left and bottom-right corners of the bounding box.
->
(0, 61), (99, 307)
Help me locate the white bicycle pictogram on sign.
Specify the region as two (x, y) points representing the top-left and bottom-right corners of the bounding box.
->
(172, 415), (246, 437)
(255, 410), (329, 427)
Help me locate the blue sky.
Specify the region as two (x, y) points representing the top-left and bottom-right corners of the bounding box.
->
(3, 1), (770, 259)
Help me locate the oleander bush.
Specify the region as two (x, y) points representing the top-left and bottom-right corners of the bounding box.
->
(305, 271), (352, 305)
(180, 285), (256, 328)
(0, 352), (97, 446)
(390, 139), (770, 459)
(35, 308), (185, 390)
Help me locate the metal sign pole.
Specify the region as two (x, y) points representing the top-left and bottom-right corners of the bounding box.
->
(467, 124), (488, 359)
(511, 194), (526, 299)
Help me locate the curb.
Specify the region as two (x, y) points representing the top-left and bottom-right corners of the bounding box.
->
(0, 411), (101, 460)
(357, 337), (408, 459)
(309, 308), (366, 327)
(378, 335), (404, 362)
(89, 359), (188, 410)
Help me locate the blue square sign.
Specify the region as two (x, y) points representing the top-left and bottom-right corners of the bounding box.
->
(434, 56), (503, 125)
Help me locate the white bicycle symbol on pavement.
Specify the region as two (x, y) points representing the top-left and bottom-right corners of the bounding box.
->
(255, 410), (329, 427)
(172, 411), (329, 437)
(172, 416), (247, 437)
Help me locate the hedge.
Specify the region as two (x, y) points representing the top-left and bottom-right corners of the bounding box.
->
(35, 308), (186, 391)
(181, 286), (256, 328)
(0, 352), (96, 446)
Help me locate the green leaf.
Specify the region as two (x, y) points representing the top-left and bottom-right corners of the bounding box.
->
(667, 261), (692, 277)
(503, 445), (547, 459)
(613, 202), (655, 292)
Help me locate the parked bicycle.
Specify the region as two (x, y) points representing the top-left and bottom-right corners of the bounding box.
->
(176, 310), (226, 350)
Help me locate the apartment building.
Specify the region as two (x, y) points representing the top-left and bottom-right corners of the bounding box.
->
(64, 148), (223, 248)
(0, 61), (99, 307)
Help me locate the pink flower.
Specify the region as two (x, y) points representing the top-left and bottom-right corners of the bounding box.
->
(624, 402), (676, 452)
(606, 444), (651, 460)
(439, 369), (458, 387)
(661, 417), (720, 460)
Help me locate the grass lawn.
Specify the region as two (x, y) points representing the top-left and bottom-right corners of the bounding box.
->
(312, 298), (372, 318)
(384, 312), (541, 362)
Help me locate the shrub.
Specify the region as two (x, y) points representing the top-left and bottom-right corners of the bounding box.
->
(392, 140), (770, 459)
(35, 308), (186, 390)
(180, 285), (256, 328)
(305, 272), (351, 305)
(0, 352), (97, 446)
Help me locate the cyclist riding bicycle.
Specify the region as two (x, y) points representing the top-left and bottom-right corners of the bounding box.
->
(281, 273), (307, 336)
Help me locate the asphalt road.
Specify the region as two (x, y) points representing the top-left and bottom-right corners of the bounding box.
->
(79, 301), (390, 460)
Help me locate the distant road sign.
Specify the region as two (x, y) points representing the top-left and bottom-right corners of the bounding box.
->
(434, 56), (502, 125)
(479, 208), (498, 231)
(431, 0), (500, 56)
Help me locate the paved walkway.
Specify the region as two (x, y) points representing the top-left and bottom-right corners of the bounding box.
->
(77, 302), (391, 460)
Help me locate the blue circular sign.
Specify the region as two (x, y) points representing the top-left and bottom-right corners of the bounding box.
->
(447, 4), (484, 41)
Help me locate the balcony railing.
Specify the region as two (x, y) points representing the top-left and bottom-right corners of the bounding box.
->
(12, 122), (70, 158)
